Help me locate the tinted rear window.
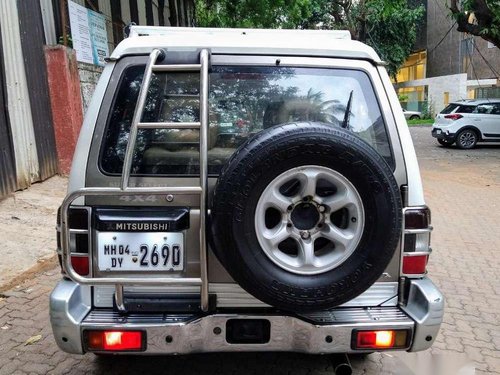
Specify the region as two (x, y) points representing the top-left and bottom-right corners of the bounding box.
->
(440, 104), (458, 114)
(441, 103), (475, 114)
(456, 105), (475, 113)
(100, 65), (393, 175)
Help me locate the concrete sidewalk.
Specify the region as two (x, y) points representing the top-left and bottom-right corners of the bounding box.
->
(0, 176), (67, 291)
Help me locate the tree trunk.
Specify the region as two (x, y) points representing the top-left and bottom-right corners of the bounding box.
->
(449, 0), (500, 49)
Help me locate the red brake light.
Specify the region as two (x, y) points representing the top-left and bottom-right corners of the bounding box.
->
(71, 256), (89, 276)
(354, 330), (408, 349)
(403, 254), (428, 274)
(87, 331), (144, 351)
(444, 114), (463, 120)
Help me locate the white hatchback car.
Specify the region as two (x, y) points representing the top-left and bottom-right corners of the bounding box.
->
(432, 99), (500, 149)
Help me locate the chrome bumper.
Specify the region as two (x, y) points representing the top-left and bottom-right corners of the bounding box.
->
(50, 277), (443, 355)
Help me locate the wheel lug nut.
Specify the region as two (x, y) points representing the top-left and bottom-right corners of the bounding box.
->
(287, 223), (292, 228)
(300, 231), (310, 239)
(287, 205), (293, 211)
(318, 205), (326, 213)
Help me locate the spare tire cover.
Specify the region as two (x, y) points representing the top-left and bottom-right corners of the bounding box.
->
(211, 122), (402, 312)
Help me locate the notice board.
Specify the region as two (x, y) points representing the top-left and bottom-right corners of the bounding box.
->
(68, 0), (109, 66)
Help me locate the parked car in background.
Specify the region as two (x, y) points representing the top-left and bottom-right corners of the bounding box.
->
(403, 108), (422, 120)
(432, 99), (500, 149)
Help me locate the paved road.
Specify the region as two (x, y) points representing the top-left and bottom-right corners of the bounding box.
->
(0, 126), (499, 374)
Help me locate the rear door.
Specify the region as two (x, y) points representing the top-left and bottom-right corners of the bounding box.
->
(475, 103), (500, 139)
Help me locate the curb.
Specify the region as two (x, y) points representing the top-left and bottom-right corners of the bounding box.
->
(0, 255), (59, 294)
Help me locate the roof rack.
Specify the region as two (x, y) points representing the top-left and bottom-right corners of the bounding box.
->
(128, 26), (352, 40)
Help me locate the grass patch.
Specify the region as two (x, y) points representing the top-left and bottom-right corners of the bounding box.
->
(407, 118), (434, 126)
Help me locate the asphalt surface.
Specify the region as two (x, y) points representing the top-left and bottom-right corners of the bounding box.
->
(0, 126), (499, 374)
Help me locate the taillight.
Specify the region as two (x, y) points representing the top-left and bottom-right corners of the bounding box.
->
(86, 330), (145, 351)
(402, 254), (428, 274)
(402, 207), (432, 276)
(444, 114), (463, 120)
(57, 207), (91, 276)
(71, 255), (89, 276)
(353, 330), (409, 350)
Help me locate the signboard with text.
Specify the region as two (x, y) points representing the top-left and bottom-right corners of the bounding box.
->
(68, 0), (109, 66)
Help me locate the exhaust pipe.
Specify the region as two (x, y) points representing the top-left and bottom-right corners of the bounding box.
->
(330, 353), (352, 375)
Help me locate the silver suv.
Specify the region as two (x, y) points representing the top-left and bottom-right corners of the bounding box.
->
(432, 99), (500, 149)
(50, 27), (443, 360)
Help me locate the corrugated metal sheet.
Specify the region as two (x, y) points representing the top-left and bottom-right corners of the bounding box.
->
(40, 0), (57, 45)
(138, 0), (147, 25)
(17, 0), (58, 181)
(0, 0), (39, 189)
(0, 22), (17, 198)
(120, 0), (131, 24)
(153, 1), (159, 25)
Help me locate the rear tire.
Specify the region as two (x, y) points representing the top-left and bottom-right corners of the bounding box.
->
(409, 115), (420, 120)
(437, 138), (454, 147)
(456, 129), (478, 149)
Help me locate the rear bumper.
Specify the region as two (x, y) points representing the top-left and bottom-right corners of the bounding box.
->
(432, 128), (456, 141)
(50, 277), (443, 355)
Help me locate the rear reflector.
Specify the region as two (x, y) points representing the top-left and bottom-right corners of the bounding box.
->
(402, 254), (428, 274)
(354, 330), (409, 349)
(86, 331), (144, 351)
(71, 256), (89, 276)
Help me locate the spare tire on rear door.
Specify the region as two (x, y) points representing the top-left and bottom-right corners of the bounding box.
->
(211, 122), (402, 312)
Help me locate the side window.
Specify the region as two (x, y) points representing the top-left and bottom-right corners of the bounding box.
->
(474, 104), (495, 114)
(491, 104), (500, 115)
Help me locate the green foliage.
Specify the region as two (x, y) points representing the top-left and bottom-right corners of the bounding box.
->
(363, 0), (425, 77)
(194, 0), (312, 29)
(300, 0), (424, 77)
(58, 34), (73, 48)
(398, 94), (409, 102)
(407, 118), (434, 126)
(195, 0), (424, 78)
(421, 99), (435, 120)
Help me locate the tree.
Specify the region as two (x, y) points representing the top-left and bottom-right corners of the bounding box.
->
(194, 0), (312, 29)
(301, 0), (425, 78)
(449, 0), (500, 49)
(195, 0), (424, 79)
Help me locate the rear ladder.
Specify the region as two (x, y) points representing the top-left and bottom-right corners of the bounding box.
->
(60, 49), (210, 311)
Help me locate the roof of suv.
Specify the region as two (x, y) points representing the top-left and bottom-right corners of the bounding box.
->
(110, 26), (383, 63)
(450, 99), (500, 106)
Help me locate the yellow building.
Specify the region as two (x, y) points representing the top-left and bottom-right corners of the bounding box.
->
(392, 51), (428, 112)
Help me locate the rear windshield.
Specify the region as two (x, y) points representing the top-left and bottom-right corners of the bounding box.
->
(441, 103), (475, 114)
(100, 65), (393, 175)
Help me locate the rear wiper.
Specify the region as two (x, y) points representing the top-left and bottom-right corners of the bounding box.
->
(341, 90), (354, 129)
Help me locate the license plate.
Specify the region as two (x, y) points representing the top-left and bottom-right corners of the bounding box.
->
(97, 232), (184, 272)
